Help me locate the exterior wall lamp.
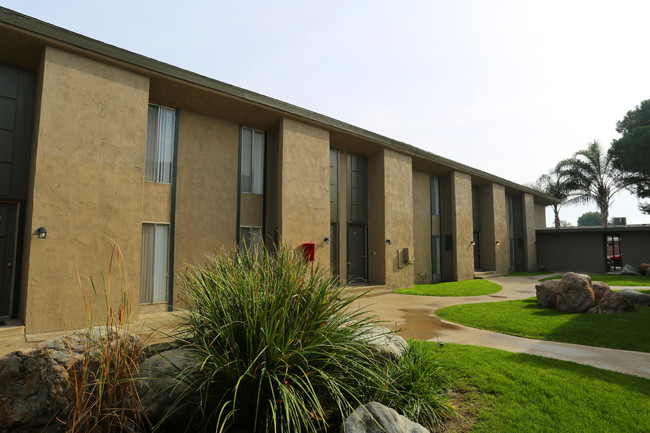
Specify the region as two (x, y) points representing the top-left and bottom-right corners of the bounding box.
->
(37, 227), (47, 239)
(386, 238), (392, 245)
(496, 241), (501, 246)
(324, 236), (330, 245)
(470, 240), (476, 246)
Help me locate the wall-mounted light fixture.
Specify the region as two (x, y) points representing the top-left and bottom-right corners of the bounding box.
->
(470, 240), (476, 246)
(496, 241), (501, 246)
(37, 227), (47, 239)
(386, 238), (392, 245)
(324, 236), (330, 245)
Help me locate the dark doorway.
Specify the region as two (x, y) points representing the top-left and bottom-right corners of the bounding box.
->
(605, 235), (622, 271)
(0, 202), (18, 318)
(473, 231), (481, 271)
(347, 224), (366, 283)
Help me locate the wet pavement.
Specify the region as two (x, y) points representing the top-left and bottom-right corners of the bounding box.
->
(350, 275), (650, 379)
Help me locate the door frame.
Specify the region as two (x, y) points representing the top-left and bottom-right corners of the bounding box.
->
(0, 201), (20, 319)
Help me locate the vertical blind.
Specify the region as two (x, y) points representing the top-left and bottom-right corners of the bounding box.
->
(240, 127), (264, 194)
(140, 223), (169, 304)
(145, 105), (175, 183)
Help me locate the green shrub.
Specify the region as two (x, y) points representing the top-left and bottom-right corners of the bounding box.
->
(170, 245), (455, 433)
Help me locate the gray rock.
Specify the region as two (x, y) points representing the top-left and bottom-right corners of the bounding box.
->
(587, 290), (634, 314)
(556, 272), (595, 313)
(535, 280), (560, 307)
(340, 402), (428, 433)
(620, 289), (650, 307)
(620, 264), (639, 275)
(354, 325), (408, 360)
(0, 327), (146, 433)
(137, 348), (196, 424)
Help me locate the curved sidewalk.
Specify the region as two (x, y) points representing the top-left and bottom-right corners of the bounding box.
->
(350, 275), (650, 379)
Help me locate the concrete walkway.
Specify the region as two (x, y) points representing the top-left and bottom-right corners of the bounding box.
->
(349, 275), (650, 380)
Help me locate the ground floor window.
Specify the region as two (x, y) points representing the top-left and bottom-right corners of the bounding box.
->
(240, 226), (263, 252)
(140, 223), (169, 304)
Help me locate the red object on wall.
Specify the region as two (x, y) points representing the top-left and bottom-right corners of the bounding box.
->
(302, 242), (315, 262)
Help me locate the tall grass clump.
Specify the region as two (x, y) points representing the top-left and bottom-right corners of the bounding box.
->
(63, 243), (150, 433)
(171, 244), (455, 433)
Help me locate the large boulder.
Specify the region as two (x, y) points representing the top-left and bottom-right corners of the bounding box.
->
(620, 264), (639, 275)
(354, 325), (408, 360)
(340, 402), (428, 433)
(639, 263), (650, 276)
(591, 281), (610, 300)
(535, 280), (560, 307)
(0, 327), (146, 433)
(620, 289), (650, 307)
(136, 347), (196, 426)
(587, 290), (634, 314)
(555, 272), (595, 313)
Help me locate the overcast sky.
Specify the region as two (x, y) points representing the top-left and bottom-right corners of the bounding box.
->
(4, 1), (650, 226)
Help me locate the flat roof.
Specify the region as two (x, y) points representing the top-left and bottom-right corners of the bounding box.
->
(537, 225), (650, 234)
(0, 6), (558, 205)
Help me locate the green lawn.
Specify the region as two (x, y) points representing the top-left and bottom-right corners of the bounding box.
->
(436, 298), (650, 352)
(538, 273), (650, 286)
(504, 271), (553, 277)
(422, 342), (650, 433)
(395, 279), (501, 297)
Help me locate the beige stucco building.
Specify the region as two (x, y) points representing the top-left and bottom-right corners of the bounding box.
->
(0, 8), (556, 336)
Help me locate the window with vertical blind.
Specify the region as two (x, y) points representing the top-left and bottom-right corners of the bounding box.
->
(240, 127), (265, 194)
(240, 226), (263, 251)
(140, 223), (169, 304)
(145, 104), (175, 183)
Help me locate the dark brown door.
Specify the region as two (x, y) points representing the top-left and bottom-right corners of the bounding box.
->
(347, 224), (366, 283)
(0, 203), (18, 318)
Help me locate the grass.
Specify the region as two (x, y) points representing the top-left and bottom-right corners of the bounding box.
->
(423, 342), (650, 433)
(395, 279), (502, 297)
(538, 273), (650, 286)
(172, 245), (455, 432)
(436, 298), (650, 352)
(504, 271), (553, 277)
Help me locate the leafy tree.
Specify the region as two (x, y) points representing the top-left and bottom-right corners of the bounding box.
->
(556, 140), (627, 227)
(529, 168), (578, 229)
(560, 220), (572, 227)
(577, 211), (602, 226)
(609, 99), (650, 213)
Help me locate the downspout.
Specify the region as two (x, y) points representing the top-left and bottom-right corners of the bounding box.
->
(167, 109), (180, 312)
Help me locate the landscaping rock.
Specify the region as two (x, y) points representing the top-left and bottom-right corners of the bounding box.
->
(587, 290), (634, 314)
(340, 402), (428, 433)
(591, 281), (610, 300)
(535, 280), (560, 307)
(0, 327), (146, 433)
(556, 272), (595, 313)
(620, 289), (650, 307)
(620, 264), (639, 275)
(136, 348), (196, 426)
(354, 325), (408, 360)
(639, 263), (650, 275)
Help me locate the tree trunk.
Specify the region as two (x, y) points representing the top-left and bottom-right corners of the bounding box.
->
(554, 205), (561, 229)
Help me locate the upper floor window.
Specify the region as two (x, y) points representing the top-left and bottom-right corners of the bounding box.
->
(146, 104), (175, 183)
(240, 127), (265, 194)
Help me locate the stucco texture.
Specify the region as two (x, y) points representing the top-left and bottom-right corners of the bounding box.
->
(451, 171), (474, 281)
(278, 118), (330, 264)
(174, 110), (239, 279)
(24, 47), (149, 334)
(523, 193), (538, 270)
(383, 150), (414, 288)
(412, 170), (431, 284)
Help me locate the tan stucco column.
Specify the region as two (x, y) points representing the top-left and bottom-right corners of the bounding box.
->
(451, 171), (474, 281)
(23, 47), (149, 334)
(523, 193), (538, 271)
(277, 118), (330, 265)
(479, 183), (509, 274)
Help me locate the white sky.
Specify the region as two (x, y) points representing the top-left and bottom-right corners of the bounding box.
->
(3, 0), (650, 226)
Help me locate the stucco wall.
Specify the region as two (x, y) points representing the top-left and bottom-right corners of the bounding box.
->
(383, 150), (413, 288)
(23, 47), (149, 334)
(174, 110), (239, 284)
(412, 170), (431, 284)
(523, 193), (537, 270)
(623, 231), (650, 268)
(451, 171), (474, 280)
(479, 183), (509, 274)
(534, 202), (547, 229)
(278, 118), (330, 264)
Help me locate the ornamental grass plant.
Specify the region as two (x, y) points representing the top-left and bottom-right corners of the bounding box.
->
(169, 244), (454, 433)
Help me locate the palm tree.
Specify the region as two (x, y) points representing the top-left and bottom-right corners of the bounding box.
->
(557, 140), (628, 227)
(530, 168), (577, 229)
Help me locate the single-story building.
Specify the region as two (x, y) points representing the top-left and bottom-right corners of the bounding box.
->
(0, 8), (556, 336)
